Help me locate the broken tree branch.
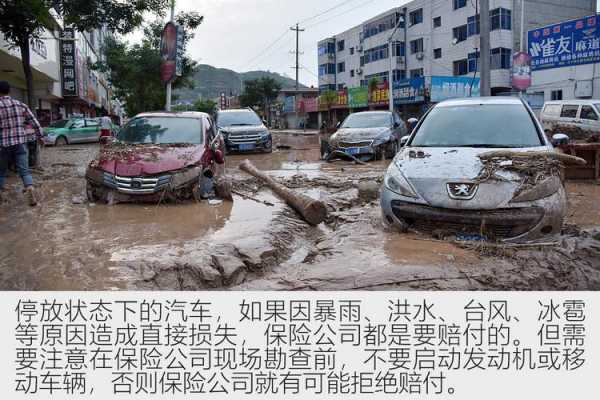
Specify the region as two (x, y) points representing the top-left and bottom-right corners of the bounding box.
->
(479, 150), (587, 166)
(239, 159), (328, 226)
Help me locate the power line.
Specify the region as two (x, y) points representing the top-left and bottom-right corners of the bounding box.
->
(305, 0), (376, 29)
(299, 0), (361, 24)
(238, 29), (290, 71)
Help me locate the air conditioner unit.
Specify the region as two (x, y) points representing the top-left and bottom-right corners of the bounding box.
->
(416, 52), (424, 60)
(396, 56), (405, 66)
(357, 68), (363, 75)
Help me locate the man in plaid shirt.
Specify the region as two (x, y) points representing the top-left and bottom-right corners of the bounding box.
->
(0, 81), (43, 206)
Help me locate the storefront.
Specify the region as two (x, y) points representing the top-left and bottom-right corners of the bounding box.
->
(394, 77), (427, 119)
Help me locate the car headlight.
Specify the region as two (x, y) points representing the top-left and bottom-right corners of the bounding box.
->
(510, 177), (562, 203)
(384, 163), (418, 198)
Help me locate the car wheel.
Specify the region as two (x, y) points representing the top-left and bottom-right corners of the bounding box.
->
(386, 140), (399, 159)
(374, 147), (383, 161)
(264, 140), (273, 153)
(86, 181), (100, 203)
(55, 136), (68, 146)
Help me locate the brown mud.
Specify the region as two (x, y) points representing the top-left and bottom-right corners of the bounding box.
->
(0, 133), (599, 291)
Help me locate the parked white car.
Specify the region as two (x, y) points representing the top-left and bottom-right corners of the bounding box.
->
(539, 100), (600, 137)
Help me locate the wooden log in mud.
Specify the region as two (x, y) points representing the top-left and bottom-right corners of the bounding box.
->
(479, 150), (587, 166)
(239, 159), (328, 226)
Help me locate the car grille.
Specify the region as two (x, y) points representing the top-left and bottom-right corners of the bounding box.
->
(103, 173), (171, 194)
(337, 141), (373, 148)
(391, 201), (544, 239)
(228, 133), (263, 145)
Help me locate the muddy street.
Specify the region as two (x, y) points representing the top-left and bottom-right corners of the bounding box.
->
(0, 131), (599, 291)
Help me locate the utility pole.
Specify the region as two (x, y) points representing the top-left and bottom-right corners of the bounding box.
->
(165, 0), (175, 111)
(520, 0), (526, 52)
(291, 23), (305, 128)
(479, 0), (491, 96)
(387, 12), (405, 113)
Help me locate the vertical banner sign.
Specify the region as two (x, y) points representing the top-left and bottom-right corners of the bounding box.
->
(528, 15), (600, 71)
(176, 25), (185, 77)
(60, 27), (77, 97)
(512, 52), (532, 91)
(160, 22), (178, 83)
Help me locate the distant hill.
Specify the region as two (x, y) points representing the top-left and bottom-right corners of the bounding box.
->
(175, 64), (309, 103)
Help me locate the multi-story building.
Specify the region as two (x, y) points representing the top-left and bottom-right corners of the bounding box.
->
(318, 0), (595, 118)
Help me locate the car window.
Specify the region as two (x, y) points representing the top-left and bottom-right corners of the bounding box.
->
(217, 111), (262, 127)
(341, 113), (391, 128)
(410, 104), (543, 148)
(580, 105), (598, 121)
(543, 104), (561, 116)
(70, 120), (85, 129)
(85, 119), (99, 128)
(117, 117), (203, 144)
(560, 105), (579, 118)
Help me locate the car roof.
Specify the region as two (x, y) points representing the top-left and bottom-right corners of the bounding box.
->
(134, 111), (209, 119)
(544, 100), (599, 105)
(218, 108), (256, 113)
(351, 111), (391, 115)
(436, 97), (523, 107)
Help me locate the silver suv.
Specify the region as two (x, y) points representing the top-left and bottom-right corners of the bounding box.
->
(216, 108), (272, 153)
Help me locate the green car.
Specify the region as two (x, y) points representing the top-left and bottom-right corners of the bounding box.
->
(43, 118), (103, 146)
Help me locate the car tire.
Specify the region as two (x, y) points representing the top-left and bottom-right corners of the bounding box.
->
(55, 136), (68, 146)
(86, 181), (101, 203)
(386, 140), (399, 159)
(374, 147), (383, 161)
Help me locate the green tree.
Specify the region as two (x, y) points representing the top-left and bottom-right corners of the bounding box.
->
(0, 0), (174, 108)
(95, 12), (203, 116)
(239, 77), (281, 120)
(193, 98), (216, 114)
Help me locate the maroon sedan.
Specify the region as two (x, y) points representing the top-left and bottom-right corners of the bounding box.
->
(85, 112), (225, 203)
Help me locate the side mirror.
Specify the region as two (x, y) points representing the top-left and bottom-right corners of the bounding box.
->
(400, 135), (410, 147)
(335, 121), (342, 129)
(551, 133), (570, 146)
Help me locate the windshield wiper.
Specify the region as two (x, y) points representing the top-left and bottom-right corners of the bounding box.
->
(230, 123), (254, 126)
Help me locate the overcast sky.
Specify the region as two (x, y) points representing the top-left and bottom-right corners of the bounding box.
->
(133, 0), (600, 87)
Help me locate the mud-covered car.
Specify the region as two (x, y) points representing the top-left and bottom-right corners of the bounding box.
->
(323, 111), (407, 161)
(216, 108), (272, 153)
(85, 112), (225, 203)
(381, 97), (567, 242)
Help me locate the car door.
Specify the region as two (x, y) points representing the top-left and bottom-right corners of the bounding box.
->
(578, 105), (600, 134)
(67, 119), (86, 143)
(84, 119), (101, 142)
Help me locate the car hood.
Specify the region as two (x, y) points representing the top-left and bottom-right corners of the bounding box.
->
(395, 146), (553, 209)
(332, 127), (390, 143)
(220, 125), (266, 134)
(91, 144), (204, 176)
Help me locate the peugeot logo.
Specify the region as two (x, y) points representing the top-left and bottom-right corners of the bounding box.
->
(447, 182), (478, 200)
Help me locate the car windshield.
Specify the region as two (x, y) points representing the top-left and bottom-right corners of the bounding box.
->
(117, 117), (203, 144)
(49, 120), (68, 128)
(218, 111), (262, 127)
(341, 113), (391, 129)
(410, 104), (543, 148)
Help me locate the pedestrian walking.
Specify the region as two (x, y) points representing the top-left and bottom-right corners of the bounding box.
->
(0, 81), (43, 206)
(100, 114), (113, 142)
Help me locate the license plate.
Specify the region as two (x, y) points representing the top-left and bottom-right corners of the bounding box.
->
(345, 147), (360, 155)
(456, 234), (487, 242)
(239, 143), (255, 151)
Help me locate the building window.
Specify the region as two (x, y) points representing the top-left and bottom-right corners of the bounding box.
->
(410, 68), (423, 78)
(453, 59), (468, 76)
(363, 12), (404, 39)
(551, 90), (563, 101)
(337, 62), (346, 73)
(337, 40), (345, 52)
(393, 69), (406, 81)
(392, 41), (405, 57)
(467, 15), (480, 36)
(410, 38), (424, 54)
(350, 47), (354, 55)
(453, 0), (467, 10)
(409, 9), (423, 26)
(468, 51), (479, 72)
(350, 69), (355, 77)
(365, 71), (390, 83)
(363, 44), (389, 64)
(434, 48), (442, 59)
(319, 63), (336, 76)
(433, 16), (442, 28)
(491, 47), (511, 69)
(453, 24), (468, 43)
(491, 8), (511, 31)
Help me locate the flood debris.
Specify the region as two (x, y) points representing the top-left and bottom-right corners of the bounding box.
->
(239, 159), (328, 226)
